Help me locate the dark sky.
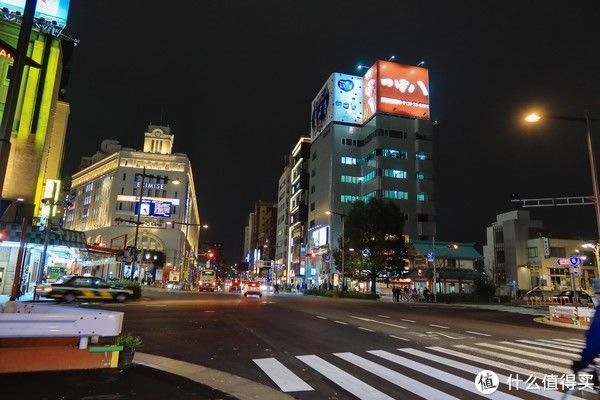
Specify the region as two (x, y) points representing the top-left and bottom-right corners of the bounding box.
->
(63, 1), (600, 261)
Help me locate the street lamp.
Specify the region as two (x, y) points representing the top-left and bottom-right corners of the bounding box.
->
(326, 210), (346, 290)
(130, 167), (180, 281)
(525, 111), (600, 280)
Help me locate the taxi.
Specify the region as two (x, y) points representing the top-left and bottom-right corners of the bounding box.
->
(36, 275), (133, 303)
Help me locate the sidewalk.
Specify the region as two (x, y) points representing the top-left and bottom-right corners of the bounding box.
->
(0, 364), (237, 400)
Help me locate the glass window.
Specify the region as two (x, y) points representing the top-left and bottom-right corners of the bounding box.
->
(341, 157), (357, 165)
(417, 192), (427, 201)
(341, 195), (359, 203)
(416, 152), (431, 161)
(527, 247), (538, 258)
(311, 169), (316, 177)
(383, 169), (407, 179)
(383, 190), (408, 200)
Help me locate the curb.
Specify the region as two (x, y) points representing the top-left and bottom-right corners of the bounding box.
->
(134, 352), (294, 400)
(533, 316), (588, 330)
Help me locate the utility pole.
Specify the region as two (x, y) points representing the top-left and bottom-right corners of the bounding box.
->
(432, 236), (437, 303)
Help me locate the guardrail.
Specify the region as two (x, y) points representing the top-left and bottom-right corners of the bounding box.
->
(549, 305), (595, 326)
(0, 302), (124, 349)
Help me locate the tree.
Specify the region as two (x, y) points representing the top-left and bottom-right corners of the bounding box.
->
(332, 198), (407, 294)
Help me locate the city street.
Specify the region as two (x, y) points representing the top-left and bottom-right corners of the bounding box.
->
(90, 289), (590, 399)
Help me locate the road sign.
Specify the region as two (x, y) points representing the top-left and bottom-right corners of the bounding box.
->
(556, 257), (581, 266)
(569, 257), (582, 267)
(427, 252), (434, 262)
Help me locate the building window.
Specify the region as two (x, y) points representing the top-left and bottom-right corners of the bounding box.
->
(118, 202), (123, 210)
(122, 173), (126, 181)
(173, 205), (177, 214)
(311, 169), (316, 177)
(549, 247), (566, 258)
(311, 185), (315, 194)
(341, 195), (359, 203)
(381, 149), (408, 159)
(496, 250), (505, 263)
(363, 191), (376, 201)
(383, 169), (407, 179)
(310, 202), (315, 211)
(416, 152), (431, 161)
(341, 156), (357, 165)
(416, 171), (426, 180)
(383, 190), (408, 200)
(120, 187), (124, 195)
(417, 192), (427, 201)
(528, 247), (538, 258)
(309, 219), (315, 228)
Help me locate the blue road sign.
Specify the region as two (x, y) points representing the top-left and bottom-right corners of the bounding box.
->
(427, 252), (434, 262)
(569, 257), (582, 267)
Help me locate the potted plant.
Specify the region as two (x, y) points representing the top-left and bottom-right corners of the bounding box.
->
(116, 333), (143, 368)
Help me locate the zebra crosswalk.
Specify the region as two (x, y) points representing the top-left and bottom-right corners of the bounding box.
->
(253, 337), (593, 399)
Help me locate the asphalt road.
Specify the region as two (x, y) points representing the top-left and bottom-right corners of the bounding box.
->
(89, 289), (592, 400)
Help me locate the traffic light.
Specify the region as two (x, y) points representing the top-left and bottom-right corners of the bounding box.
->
(207, 252), (214, 259)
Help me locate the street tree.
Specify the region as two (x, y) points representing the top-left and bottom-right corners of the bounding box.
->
(332, 198), (407, 293)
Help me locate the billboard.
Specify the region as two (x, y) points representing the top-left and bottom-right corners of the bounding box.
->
(362, 60), (430, 121)
(135, 200), (172, 218)
(0, 0), (70, 32)
(311, 73), (363, 139)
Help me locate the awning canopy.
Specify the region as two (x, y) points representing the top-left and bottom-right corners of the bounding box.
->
(412, 240), (483, 260)
(0, 222), (87, 249)
(404, 268), (483, 281)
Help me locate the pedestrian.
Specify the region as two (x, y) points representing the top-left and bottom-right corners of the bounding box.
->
(296, 283), (300, 292)
(423, 287), (430, 302)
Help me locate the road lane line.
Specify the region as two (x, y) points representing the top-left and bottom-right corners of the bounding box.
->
(358, 326), (375, 332)
(296, 355), (393, 400)
(474, 343), (572, 364)
(429, 324), (448, 329)
(369, 350), (519, 400)
(253, 358), (314, 392)
(465, 330), (491, 337)
(389, 335), (410, 341)
(545, 339), (583, 349)
(400, 348), (579, 400)
(315, 315), (327, 320)
(349, 315), (406, 329)
(453, 344), (571, 374)
(377, 315), (390, 319)
(334, 320), (348, 325)
(335, 352), (459, 400)
(400, 319), (416, 323)
(429, 346), (547, 380)
(503, 341), (578, 358)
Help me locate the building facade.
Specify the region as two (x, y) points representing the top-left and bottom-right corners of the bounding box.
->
(307, 65), (436, 287)
(483, 210), (597, 291)
(243, 200), (276, 276)
(63, 125), (201, 283)
(274, 161), (290, 277)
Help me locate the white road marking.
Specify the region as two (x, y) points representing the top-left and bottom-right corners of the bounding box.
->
(296, 355), (393, 400)
(516, 339), (580, 352)
(358, 326), (375, 332)
(334, 320), (348, 325)
(316, 315), (327, 320)
(253, 358), (314, 392)
(453, 344), (571, 374)
(561, 338), (585, 344)
(474, 342), (572, 365)
(430, 346), (547, 380)
(426, 331), (461, 339)
(377, 315), (390, 319)
(400, 348), (581, 400)
(429, 324), (448, 329)
(335, 352), (459, 400)
(465, 330), (491, 337)
(545, 338), (583, 349)
(349, 315), (406, 329)
(502, 341), (579, 358)
(370, 350), (520, 400)
(400, 319), (416, 323)
(389, 335), (410, 341)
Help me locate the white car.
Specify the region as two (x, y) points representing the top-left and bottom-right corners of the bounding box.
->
(243, 281), (263, 297)
(165, 281), (183, 290)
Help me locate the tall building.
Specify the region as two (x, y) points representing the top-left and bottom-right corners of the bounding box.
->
(243, 200), (276, 275)
(0, 19), (74, 221)
(274, 161), (290, 275)
(306, 61), (435, 286)
(63, 125), (201, 282)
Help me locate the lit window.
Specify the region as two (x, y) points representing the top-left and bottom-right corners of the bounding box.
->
(383, 190), (408, 200)
(383, 169), (407, 179)
(416, 171), (425, 180)
(416, 152), (430, 161)
(341, 157), (357, 165)
(417, 192), (427, 201)
(341, 195), (360, 203)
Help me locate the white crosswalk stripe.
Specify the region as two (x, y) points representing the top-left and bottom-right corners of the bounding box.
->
(296, 354), (394, 400)
(538, 339), (583, 350)
(252, 338), (586, 399)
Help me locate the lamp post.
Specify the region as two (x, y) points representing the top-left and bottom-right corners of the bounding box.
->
(131, 167), (180, 281)
(326, 210), (346, 290)
(525, 111), (600, 280)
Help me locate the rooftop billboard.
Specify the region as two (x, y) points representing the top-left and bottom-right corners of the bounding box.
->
(0, 0), (70, 33)
(311, 73), (363, 139)
(363, 60), (430, 121)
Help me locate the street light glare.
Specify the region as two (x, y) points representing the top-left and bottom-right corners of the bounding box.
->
(525, 113), (542, 123)
(202, 224), (209, 229)
(325, 211), (332, 215)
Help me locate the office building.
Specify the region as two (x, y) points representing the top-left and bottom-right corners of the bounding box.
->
(243, 200), (276, 275)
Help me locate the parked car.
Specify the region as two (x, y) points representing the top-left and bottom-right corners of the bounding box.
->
(165, 281), (183, 290)
(551, 290), (593, 304)
(35, 275), (133, 303)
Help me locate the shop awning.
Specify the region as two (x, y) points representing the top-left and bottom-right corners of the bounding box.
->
(0, 222), (87, 249)
(403, 268), (483, 281)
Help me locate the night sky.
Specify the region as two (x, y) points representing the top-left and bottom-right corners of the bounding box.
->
(63, 1), (600, 262)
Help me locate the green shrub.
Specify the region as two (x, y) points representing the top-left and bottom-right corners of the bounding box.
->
(111, 280), (142, 299)
(115, 333), (143, 350)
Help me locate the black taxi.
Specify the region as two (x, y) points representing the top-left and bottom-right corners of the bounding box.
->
(36, 275), (133, 303)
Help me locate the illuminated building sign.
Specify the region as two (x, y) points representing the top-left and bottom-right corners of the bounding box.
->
(308, 226), (329, 248)
(311, 73), (363, 139)
(135, 181), (165, 190)
(40, 178), (61, 218)
(0, 0), (71, 31)
(0, 48), (12, 59)
(363, 60), (430, 121)
(135, 200), (172, 218)
(117, 195), (180, 206)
